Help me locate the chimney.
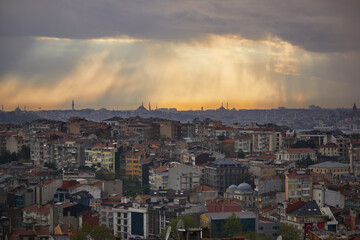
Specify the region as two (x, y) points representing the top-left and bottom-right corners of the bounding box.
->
(49, 205), (54, 234)
(321, 185), (325, 208)
(349, 143), (354, 175)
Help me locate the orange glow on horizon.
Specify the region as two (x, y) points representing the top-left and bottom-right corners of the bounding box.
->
(0, 34), (329, 111)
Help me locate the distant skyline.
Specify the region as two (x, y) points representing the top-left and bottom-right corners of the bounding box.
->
(1, 101), (357, 112)
(1, 1), (360, 110)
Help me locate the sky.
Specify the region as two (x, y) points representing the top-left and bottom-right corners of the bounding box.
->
(1, 0), (360, 111)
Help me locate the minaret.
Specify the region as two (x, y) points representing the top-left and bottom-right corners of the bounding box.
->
(149, 102), (151, 111)
(227, 102), (228, 110)
(349, 143), (354, 175)
(72, 100), (74, 111)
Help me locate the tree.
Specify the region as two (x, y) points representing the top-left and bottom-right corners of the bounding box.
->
(219, 141), (236, 158)
(296, 155), (315, 168)
(142, 184), (151, 194)
(278, 224), (301, 240)
(245, 231), (258, 240)
(18, 145), (30, 161)
(0, 150), (12, 164)
(95, 168), (115, 180)
(72, 223), (114, 240)
(158, 216), (198, 239)
(221, 213), (243, 238)
(237, 150), (246, 158)
(44, 162), (57, 170)
(291, 140), (316, 149)
(122, 178), (142, 198)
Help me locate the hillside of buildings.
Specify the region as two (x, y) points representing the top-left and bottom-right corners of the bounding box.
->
(1, 103), (360, 131)
(1, 111), (360, 240)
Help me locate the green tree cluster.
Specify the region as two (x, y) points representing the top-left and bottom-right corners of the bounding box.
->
(95, 168), (115, 180)
(291, 139), (316, 149)
(278, 224), (302, 240)
(219, 141), (237, 158)
(0, 145), (30, 164)
(221, 213), (243, 237)
(72, 223), (114, 240)
(296, 155), (315, 168)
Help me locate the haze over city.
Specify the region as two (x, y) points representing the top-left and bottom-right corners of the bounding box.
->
(1, 0), (360, 111)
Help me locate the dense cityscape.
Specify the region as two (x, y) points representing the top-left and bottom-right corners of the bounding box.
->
(0, 102), (359, 240)
(2, 0), (360, 240)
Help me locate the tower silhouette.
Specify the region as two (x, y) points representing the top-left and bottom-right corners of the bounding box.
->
(72, 100), (74, 111)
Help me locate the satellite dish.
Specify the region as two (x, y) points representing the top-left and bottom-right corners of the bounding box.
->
(176, 219), (185, 230)
(165, 226), (171, 240)
(276, 236), (282, 240)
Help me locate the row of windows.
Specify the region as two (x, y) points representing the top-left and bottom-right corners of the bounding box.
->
(117, 212), (128, 218)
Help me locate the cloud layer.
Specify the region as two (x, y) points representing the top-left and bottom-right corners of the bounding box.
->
(1, 0), (360, 52)
(0, 1), (359, 110)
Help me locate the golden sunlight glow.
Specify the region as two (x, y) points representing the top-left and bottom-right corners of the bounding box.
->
(1, 34), (326, 110)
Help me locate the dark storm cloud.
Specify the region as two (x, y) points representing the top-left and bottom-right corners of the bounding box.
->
(1, 0), (360, 53)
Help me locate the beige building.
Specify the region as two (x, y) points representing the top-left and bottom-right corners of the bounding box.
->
(318, 143), (339, 156)
(285, 171), (313, 201)
(334, 135), (351, 160)
(276, 148), (317, 162)
(309, 161), (349, 178)
(160, 120), (180, 139)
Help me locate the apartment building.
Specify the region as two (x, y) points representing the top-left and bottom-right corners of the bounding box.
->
(285, 171), (313, 201)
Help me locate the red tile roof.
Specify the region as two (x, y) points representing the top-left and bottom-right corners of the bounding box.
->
(193, 185), (216, 192)
(34, 226), (49, 235)
(286, 200), (305, 213)
(154, 165), (168, 173)
(9, 228), (35, 240)
(91, 181), (103, 187)
(287, 172), (311, 178)
(258, 154), (276, 159)
(285, 148), (315, 153)
(125, 132), (139, 137)
(43, 179), (57, 185)
(93, 142), (122, 148)
(122, 150), (146, 156)
(137, 194), (151, 202)
(23, 204), (50, 214)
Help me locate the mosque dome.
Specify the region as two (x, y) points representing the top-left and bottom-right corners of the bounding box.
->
(237, 182), (252, 192)
(227, 184), (238, 191)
